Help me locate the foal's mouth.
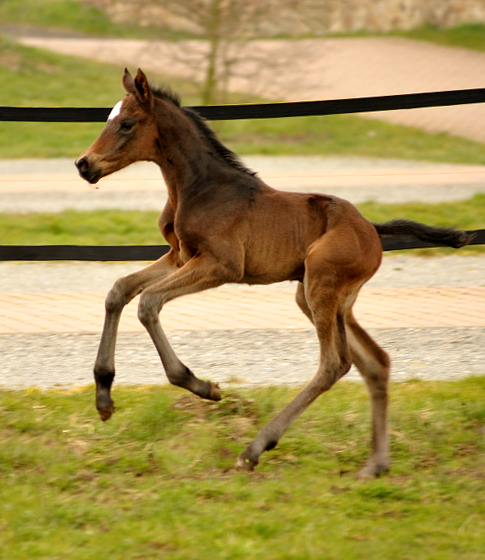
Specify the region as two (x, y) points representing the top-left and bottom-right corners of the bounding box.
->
(75, 157), (103, 184)
(84, 169), (102, 184)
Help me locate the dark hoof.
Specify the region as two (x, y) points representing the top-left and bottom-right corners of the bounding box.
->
(208, 381), (222, 401)
(96, 385), (114, 421)
(98, 403), (115, 422)
(356, 459), (390, 480)
(235, 453), (258, 472)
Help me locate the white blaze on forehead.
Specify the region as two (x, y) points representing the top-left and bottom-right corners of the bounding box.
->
(107, 100), (124, 121)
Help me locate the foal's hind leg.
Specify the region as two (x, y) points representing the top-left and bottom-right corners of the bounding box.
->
(346, 311), (391, 478)
(298, 282), (390, 478)
(237, 269), (352, 471)
(295, 281), (314, 323)
(94, 251), (179, 420)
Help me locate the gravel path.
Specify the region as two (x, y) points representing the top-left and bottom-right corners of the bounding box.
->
(1, 255), (484, 389)
(1, 327), (484, 390)
(1, 255), (485, 293)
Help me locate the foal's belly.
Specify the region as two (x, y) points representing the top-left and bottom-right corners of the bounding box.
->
(239, 256), (305, 285)
(239, 272), (303, 285)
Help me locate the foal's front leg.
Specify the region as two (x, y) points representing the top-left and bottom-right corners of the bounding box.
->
(137, 253), (239, 400)
(94, 252), (179, 420)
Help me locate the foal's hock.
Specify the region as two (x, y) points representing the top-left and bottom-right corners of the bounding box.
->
(76, 69), (472, 477)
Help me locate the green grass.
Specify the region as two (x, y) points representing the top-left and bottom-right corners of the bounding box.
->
(359, 194), (485, 229)
(397, 24), (485, 52)
(2, 195), (484, 255)
(0, 37), (198, 159)
(2, 38), (485, 163)
(220, 115), (485, 165)
(0, 0), (117, 36)
(321, 23), (485, 52)
(0, 209), (166, 245)
(358, 193), (485, 255)
(1, 379), (484, 559)
(0, 0), (188, 40)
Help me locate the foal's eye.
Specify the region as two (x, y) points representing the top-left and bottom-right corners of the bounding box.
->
(120, 121), (134, 132)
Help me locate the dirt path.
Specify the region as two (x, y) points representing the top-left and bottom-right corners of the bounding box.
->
(20, 36), (485, 142)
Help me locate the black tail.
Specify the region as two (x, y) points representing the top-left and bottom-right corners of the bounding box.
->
(373, 219), (473, 249)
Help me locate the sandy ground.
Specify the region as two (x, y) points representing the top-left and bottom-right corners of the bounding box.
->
(19, 36), (485, 142)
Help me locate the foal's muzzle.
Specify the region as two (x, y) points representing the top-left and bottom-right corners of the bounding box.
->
(75, 156), (102, 184)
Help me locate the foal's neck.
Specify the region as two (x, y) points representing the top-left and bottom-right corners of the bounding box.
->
(152, 101), (216, 205)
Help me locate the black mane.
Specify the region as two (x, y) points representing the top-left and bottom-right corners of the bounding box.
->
(151, 84), (182, 107)
(151, 84), (256, 178)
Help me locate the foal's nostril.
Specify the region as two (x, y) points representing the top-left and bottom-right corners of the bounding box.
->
(76, 157), (89, 174)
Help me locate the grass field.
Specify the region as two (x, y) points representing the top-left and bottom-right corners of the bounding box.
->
(2, 37), (485, 163)
(398, 24), (485, 52)
(0, 0), (185, 40)
(2, 194), (484, 255)
(1, 379), (484, 559)
(0, 37), (198, 159)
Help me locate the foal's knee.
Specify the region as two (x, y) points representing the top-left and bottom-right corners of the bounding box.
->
(335, 350), (353, 384)
(137, 292), (161, 327)
(105, 277), (132, 313)
(313, 350), (352, 393)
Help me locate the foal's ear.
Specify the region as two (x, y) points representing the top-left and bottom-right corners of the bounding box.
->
(133, 68), (153, 107)
(122, 68), (135, 95)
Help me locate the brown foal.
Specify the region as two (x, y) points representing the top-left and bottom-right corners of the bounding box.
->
(76, 69), (471, 477)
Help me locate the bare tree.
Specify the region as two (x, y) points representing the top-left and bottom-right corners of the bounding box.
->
(87, 0), (298, 104)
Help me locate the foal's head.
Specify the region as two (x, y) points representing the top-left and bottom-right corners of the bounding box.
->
(75, 69), (162, 184)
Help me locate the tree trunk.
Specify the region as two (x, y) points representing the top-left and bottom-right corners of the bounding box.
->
(202, 0), (221, 105)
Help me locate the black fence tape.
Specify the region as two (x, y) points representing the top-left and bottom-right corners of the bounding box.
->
(0, 245), (170, 261)
(1, 230), (484, 261)
(1, 88), (484, 260)
(2, 87), (485, 122)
